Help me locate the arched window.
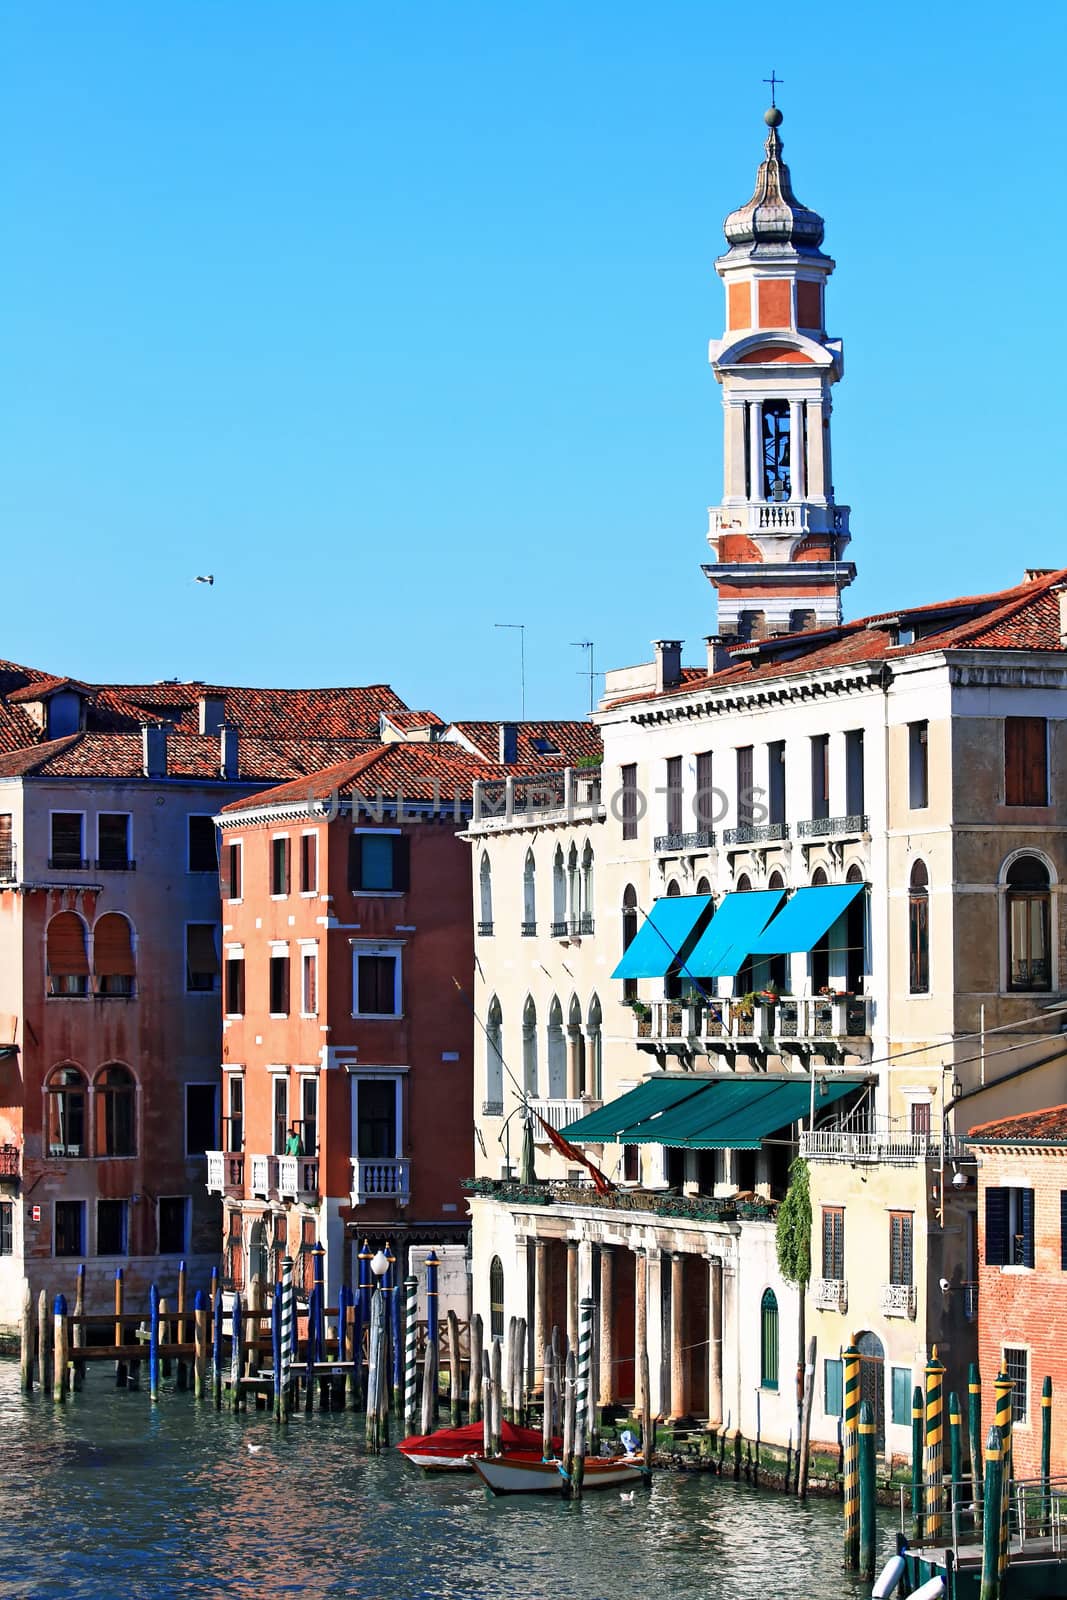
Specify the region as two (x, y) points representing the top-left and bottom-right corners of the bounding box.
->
(485, 996), (504, 1114)
(552, 847), (566, 933)
(93, 913), (135, 997)
(666, 878), (681, 897)
(696, 876), (711, 896)
(568, 995), (585, 1097)
(46, 1065), (87, 1157)
(478, 855), (493, 935)
(760, 1288), (779, 1390)
(489, 1255), (505, 1339)
(664, 882), (683, 998)
(522, 850), (536, 935)
(810, 867), (830, 991)
(46, 912), (89, 997)
(587, 995), (603, 1100)
(766, 872), (788, 991)
(762, 399), (791, 500)
(736, 873), (752, 892)
(522, 996), (538, 1096)
(622, 884), (638, 1002)
(909, 860), (929, 994)
(1006, 855), (1052, 992)
(547, 996), (566, 1097)
(95, 1064), (136, 1157)
(580, 842), (595, 933)
(567, 843), (579, 931)
(845, 863), (867, 993)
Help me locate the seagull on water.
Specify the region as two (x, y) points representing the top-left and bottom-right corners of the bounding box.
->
(620, 1490), (635, 1502)
(247, 1442), (264, 1455)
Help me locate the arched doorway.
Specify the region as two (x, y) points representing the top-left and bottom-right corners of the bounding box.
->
(856, 1330), (885, 1450)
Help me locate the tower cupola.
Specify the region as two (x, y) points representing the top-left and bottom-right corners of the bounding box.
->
(703, 102), (854, 644)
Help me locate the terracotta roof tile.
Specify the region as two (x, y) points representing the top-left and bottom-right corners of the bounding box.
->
(221, 743), (494, 813)
(0, 733), (379, 784)
(446, 720), (602, 765)
(383, 710), (445, 731)
(966, 1104), (1067, 1146)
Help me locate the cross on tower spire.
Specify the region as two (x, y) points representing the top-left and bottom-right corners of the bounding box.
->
(762, 69), (784, 108)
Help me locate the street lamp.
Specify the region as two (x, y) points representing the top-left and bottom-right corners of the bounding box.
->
(370, 1248), (390, 1279)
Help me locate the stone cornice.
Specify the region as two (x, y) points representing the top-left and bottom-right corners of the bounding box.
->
(605, 662), (891, 729)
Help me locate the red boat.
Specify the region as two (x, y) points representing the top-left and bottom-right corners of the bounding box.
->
(397, 1421), (560, 1473)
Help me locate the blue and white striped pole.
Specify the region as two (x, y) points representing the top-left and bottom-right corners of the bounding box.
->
(230, 1291), (243, 1412)
(387, 1245), (401, 1398)
(403, 1274), (418, 1432)
(426, 1250), (440, 1428)
(280, 1255), (295, 1391)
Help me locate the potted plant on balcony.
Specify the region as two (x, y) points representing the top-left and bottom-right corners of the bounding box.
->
(628, 999), (651, 1019)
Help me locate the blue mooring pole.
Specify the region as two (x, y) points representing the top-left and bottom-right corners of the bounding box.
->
(148, 1283), (160, 1404)
(212, 1287), (223, 1409)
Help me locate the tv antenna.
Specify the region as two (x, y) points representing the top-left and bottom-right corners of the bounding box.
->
(572, 640), (598, 714)
(494, 623), (526, 719)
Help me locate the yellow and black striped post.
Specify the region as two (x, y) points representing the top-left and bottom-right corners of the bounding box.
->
(993, 1367), (1013, 1575)
(842, 1341), (861, 1569)
(925, 1345), (946, 1542)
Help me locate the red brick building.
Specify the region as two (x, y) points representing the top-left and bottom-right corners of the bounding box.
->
(968, 1105), (1067, 1477)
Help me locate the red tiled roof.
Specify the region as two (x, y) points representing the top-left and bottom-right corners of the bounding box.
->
(82, 682), (408, 740)
(446, 720), (602, 765)
(605, 569), (1067, 710)
(0, 733), (380, 784)
(383, 710), (444, 731)
(221, 743), (494, 813)
(967, 1104), (1067, 1146)
(7, 675), (89, 703)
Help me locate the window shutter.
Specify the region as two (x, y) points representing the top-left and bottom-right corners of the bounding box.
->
(392, 834), (410, 892)
(47, 913), (89, 976)
(93, 915), (135, 976)
(1005, 718), (1025, 806)
(1020, 1187), (1035, 1268)
(187, 925), (219, 975)
(985, 1187), (1009, 1266)
(347, 833), (363, 891)
(1025, 718), (1048, 805)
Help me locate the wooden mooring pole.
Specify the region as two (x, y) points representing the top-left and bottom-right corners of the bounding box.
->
(212, 1286), (224, 1410)
(490, 1337), (503, 1457)
(53, 1295), (69, 1403)
(468, 1313), (483, 1425)
(72, 1264), (85, 1389)
(797, 1335), (817, 1501)
(194, 1290), (208, 1400)
(38, 1289), (51, 1396)
(447, 1310), (462, 1429)
(19, 1279), (33, 1392)
(175, 1260), (188, 1391)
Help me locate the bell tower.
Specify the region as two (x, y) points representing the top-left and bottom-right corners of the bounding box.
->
(704, 101), (854, 643)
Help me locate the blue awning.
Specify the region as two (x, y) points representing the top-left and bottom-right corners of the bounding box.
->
(748, 883), (865, 956)
(685, 890), (785, 978)
(611, 895), (712, 981)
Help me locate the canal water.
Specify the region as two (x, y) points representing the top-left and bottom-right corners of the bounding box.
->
(0, 1364), (891, 1599)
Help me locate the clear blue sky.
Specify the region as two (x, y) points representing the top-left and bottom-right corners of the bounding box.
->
(3, 1), (1063, 721)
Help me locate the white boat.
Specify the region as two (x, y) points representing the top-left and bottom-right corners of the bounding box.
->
(470, 1451), (649, 1496)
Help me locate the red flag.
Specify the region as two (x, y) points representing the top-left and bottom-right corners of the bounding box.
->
(533, 1111), (615, 1195)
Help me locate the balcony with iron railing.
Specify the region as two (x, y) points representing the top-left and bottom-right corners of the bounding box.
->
(351, 1156), (410, 1205)
(206, 1150), (245, 1195)
(527, 1097), (603, 1138)
(0, 1144), (20, 1180)
(799, 1122), (969, 1164)
(521, 920), (537, 937)
(654, 830), (715, 854)
(722, 823), (790, 848)
(633, 994), (873, 1050)
(797, 814), (869, 840)
(477, 921), (494, 937)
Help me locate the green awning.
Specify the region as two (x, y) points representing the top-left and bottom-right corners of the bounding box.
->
(748, 883), (864, 955)
(562, 1076), (709, 1142)
(685, 890), (785, 978)
(611, 894), (712, 981)
(569, 1073), (864, 1149)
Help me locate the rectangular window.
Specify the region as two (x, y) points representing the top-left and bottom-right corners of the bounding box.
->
(50, 812), (85, 869)
(271, 836), (291, 896)
(225, 841), (242, 901)
(96, 1199), (127, 1256)
(845, 729), (865, 816)
(224, 955), (245, 1016)
(0, 814), (12, 880)
(158, 1198), (188, 1255)
(910, 1101), (932, 1136)
(1005, 716), (1048, 807)
(301, 950), (317, 1015)
(348, 832), (409, 892)
(1004, 1346), (1029, 1425)
(737, 745), (754, 829)
(355, 952), (400, 1017)
(694, 752), (714, 828)
(890, 1212), (914, 1286)
(985, 1186), (1035, 1268)
(186, 924), (220, 992)
(273, 1076), (289, 1157)
(269, 953), (290, 1016)
(301, 1077), (318, 1156)
(0, 1200), (12, 1255)
(300, 833), (318, 894)
(810, 734), (830, 820)
(622, 1144), (640, 1183)
(186, 1084), (218, 1156)
(665, 756), (683, 836)
(97, 813), (132, 870)
(824, 1358), (843, 1417)
(226, 1075), (244, 1153)
(357, 1079), (397, 1158)
(621, 765), (638, 841)
(908, 721), (929, 809)
(821, 1206), (844, 1280)
(55, 1200), (84, 1257)
(188, 816), (218, 872)
(891, 1366), (913, 1427)
(767, 741), (786, 826)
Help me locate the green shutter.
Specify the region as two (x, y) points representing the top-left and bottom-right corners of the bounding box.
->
(825, 1358), (843, 1417)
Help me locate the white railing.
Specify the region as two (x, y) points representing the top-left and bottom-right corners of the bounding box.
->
(250, 1153), (276, 1198)
(527, 1097), (603, 1138)
(880, 1282), (917, 1320)
(635, 995), (873, 1049)
(206, 1150), (244, 1193)
(710, 503), (851, 540)
(800, 1128), (968, 1164)
(277, 1154), (319, 1199)
(351, 1156), (411, 1204)
(812, 1278), (848, 1313)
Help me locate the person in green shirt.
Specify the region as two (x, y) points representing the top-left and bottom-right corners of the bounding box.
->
(284, 1126), (303, 1158)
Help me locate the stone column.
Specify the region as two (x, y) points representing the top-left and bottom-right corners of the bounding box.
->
(634, 1250), (647, 1413)
(534, 1238), (549, 1391)
(806, 397), (826, 501)
(708, 1255), (724, 1426)
(669, 1253), (688, 1420)
(748, 401), (764, 502)
(645, 1251), (665, 1417)
(724, 402), (747, 500)
(598, 1245), (615, 1406)
(566, 1031), (581, 1100)
(566, 1239), (579, 1353)
(789, 400), (806, 501)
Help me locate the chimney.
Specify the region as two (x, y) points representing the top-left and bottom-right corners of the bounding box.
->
(198, 693), (226, 736)
(704, 635), (733, 675)
(653, 640), (683, 693)
(498, 723), (519, 764)
(1056, 584), (1067, 649)
(219, 724), (239, 780)
(142, 724), (168, 779)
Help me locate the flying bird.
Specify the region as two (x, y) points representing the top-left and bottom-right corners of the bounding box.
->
(195, 575), (214, 586)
